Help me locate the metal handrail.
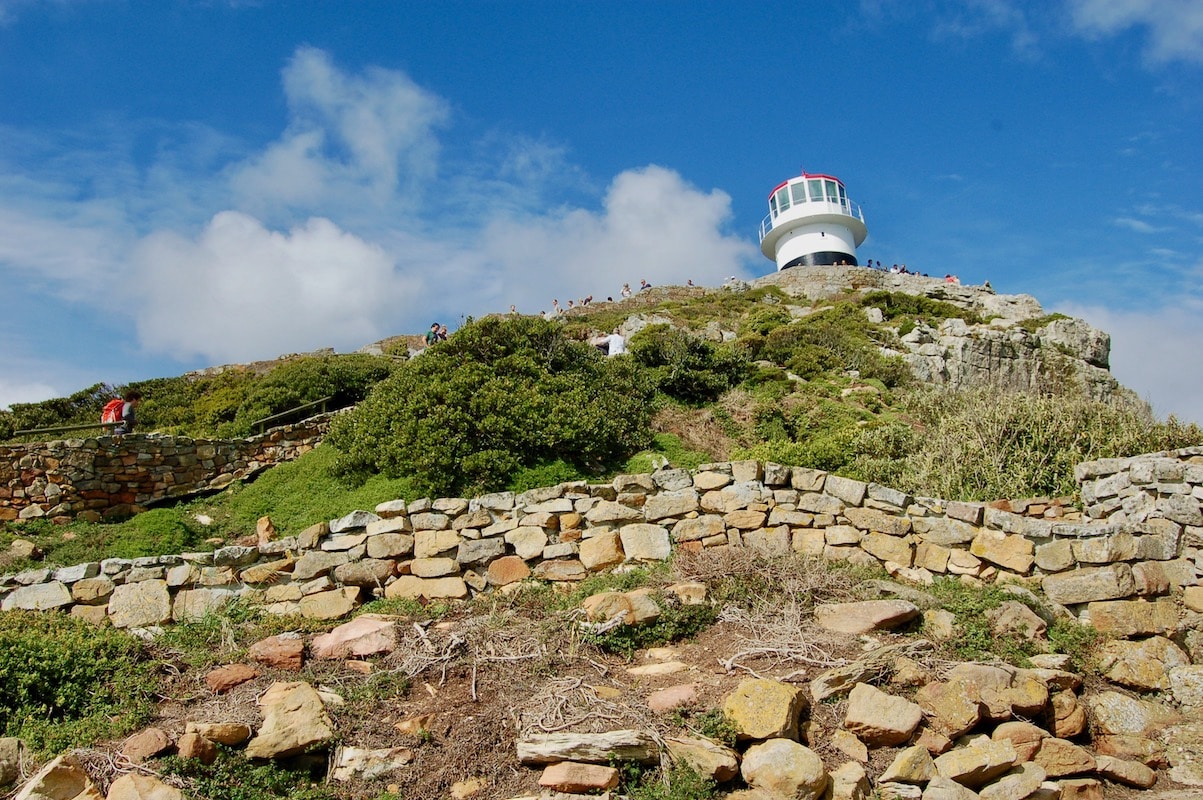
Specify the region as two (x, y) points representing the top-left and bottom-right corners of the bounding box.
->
(251, 395), (334, 435)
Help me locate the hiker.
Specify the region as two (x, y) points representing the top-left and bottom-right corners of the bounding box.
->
(438, 324), (449, 341)
(592, 328), (626, 357)
(425, 322), (440, 346)
(103, 390), (143, 435)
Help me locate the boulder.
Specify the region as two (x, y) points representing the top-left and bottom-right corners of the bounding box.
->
(813, 600), (920, 635)
(537, 761), (619, 793)
(844, 683), (922, 747)
(740, 738), (828, 800)
(1096, 635), (1190, 691)
(105, 773), (183, 800)
(933, 737), (1018, 788)
(722, 678), (808, 741)
(310, 616), (397, 659)
(247, 633), (305, 670)
(244, 682), (335, 759)
(11, 754), (102, 800)
(664, 735), (739, 782)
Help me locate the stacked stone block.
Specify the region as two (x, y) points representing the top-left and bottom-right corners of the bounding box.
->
(3, 452), (1201, 623)
(0, 417), (330, 522)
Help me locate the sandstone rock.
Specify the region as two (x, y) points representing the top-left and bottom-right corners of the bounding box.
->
(504, 527), (548, 560)
(880, 745), (936, 784)
(330, 510), (380, 532)
(1097, 635), (1190, 691)
(970, 530), (1034, 573)
(1032, 737), (1094, 777)
(723, 678), (807, 741)
(829, 761), (871, 800)
(185, 722), (252, 746)
(247, 633), (304, 670)
(976, 762), (1045, 800)
(292, 551), (350, 581)
(410, 556), (460, 577)
(71, 576), (115, 605)
(664, 735), (739, 782)
(831, 729), (868, 762)
(814, 599), (920, 635)
(1092, 754), (1156, 788)
(915, 681), (983, 739)
(921, 775), (980, 800)
(740, 738), (828, 800)
(944, 664), (1048, 721)
(204, 663), (258, 693)
(647, 684), (697, 713)
(531, 559), (587, 581)
(244, 681), (335, 759)
(332, 559), (395, 587)
(1087, 598), (1178, 637)
(1056, 778), (1102, 800)
(107, 579), (172, 628)
(516, 730), (658, 765)
(0, 738), (21, 788)
(11, 754), (102, 800)
(578, 532), (625, 571)
(1049, 691), (1086, 739)
(455, 537), (506, 566)
(643, 489), (700, 520)
(122, 728), (172, 764)
(1170, 664), (1203, 708)
(990, 721), (1047, 762)
(671, 515), (726, 542)
(366, 532), (414, 559)
(175, 732), (217, 764)
(844, 683), (922, 747)
(1092, 734), (1166, 767)
(619, 523), (671, 561)
(329, 745), (415, 782)
(486, 555), (531, 586)
(537, 761), (619, 793)
(1163, 720), (1203, 786)
(1041, 565), (1134, 605)
(383, 575), (469, 600)
(933, 737), (1018, 788)
(298, 586), (360, 620)
(1084, 691), (1180, 736)
(987, 602), (1046, 641)
(310, 616), (396, 659)
(105, 773), (183, 800)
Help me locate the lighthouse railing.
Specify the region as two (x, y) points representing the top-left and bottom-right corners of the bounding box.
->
(758, 200), (864, 243)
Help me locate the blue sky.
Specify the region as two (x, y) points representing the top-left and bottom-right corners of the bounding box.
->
(1, 1), (1201, 421)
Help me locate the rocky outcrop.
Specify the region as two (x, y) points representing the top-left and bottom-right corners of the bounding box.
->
(757, 265), (1133, 403)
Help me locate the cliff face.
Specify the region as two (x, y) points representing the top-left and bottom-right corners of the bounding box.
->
(757, 265), (1133, 403)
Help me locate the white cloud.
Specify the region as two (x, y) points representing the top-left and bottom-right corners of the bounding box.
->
(0, 377), (60, 410)
(1060, 301), (1203, 424)
(129, 211), (417, 362)
(1112, 217), (1168, 234)
(230, 47), (450, 215)
(1069, 0), (1203, 64)
(0, 45), (759, 397)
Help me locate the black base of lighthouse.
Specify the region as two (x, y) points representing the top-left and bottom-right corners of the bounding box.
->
(780, 252), (859, 269)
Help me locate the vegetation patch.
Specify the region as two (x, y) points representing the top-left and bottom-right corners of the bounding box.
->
(0, 611), (157, 755)
(159, 747), (337, 800)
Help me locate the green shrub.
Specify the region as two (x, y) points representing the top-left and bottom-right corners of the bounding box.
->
(0, 611), (157, 754)
(329, 316), (655, 496)
(624, 762), (720, 800)
(160, 746), (336, 800)
(629, 325), (748, 405)
(860, 290), (982, 326)
(582, 600), (718, 658)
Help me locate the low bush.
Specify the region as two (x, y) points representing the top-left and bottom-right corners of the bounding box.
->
(629, 325), (748, 405)
(160, 746), (336, 800)
(0, 611), (157, 754)
(328, 316), (655, 496)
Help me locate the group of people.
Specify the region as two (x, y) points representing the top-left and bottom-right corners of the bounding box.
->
(424, 322), (449, 346)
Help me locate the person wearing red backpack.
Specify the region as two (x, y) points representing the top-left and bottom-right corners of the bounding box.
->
(102, 390), (143, 435)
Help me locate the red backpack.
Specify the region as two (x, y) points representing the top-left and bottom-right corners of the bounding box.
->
(101, 398), (125, 424)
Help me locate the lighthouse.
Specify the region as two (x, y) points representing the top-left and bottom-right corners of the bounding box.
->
(758, 171), (868, 270)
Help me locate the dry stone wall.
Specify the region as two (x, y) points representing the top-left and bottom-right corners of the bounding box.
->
(0, 416), (331, 523)
(3, 449), (1201, 624)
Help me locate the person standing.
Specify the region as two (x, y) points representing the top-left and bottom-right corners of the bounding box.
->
(113, 390), (143, 435)
(425, 323), (440, 346)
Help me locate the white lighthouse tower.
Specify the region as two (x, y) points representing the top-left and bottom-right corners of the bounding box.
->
(758, 170), (868, 270)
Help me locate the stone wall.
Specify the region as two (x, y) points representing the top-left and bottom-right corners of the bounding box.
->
(3, 449), (1201, 625)
(0, 416), (332, 523)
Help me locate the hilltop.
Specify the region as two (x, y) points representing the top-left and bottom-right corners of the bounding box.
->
(2, 266), (1203, 800)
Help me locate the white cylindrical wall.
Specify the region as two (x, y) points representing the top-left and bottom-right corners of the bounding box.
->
(774, 223), (857, 270)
